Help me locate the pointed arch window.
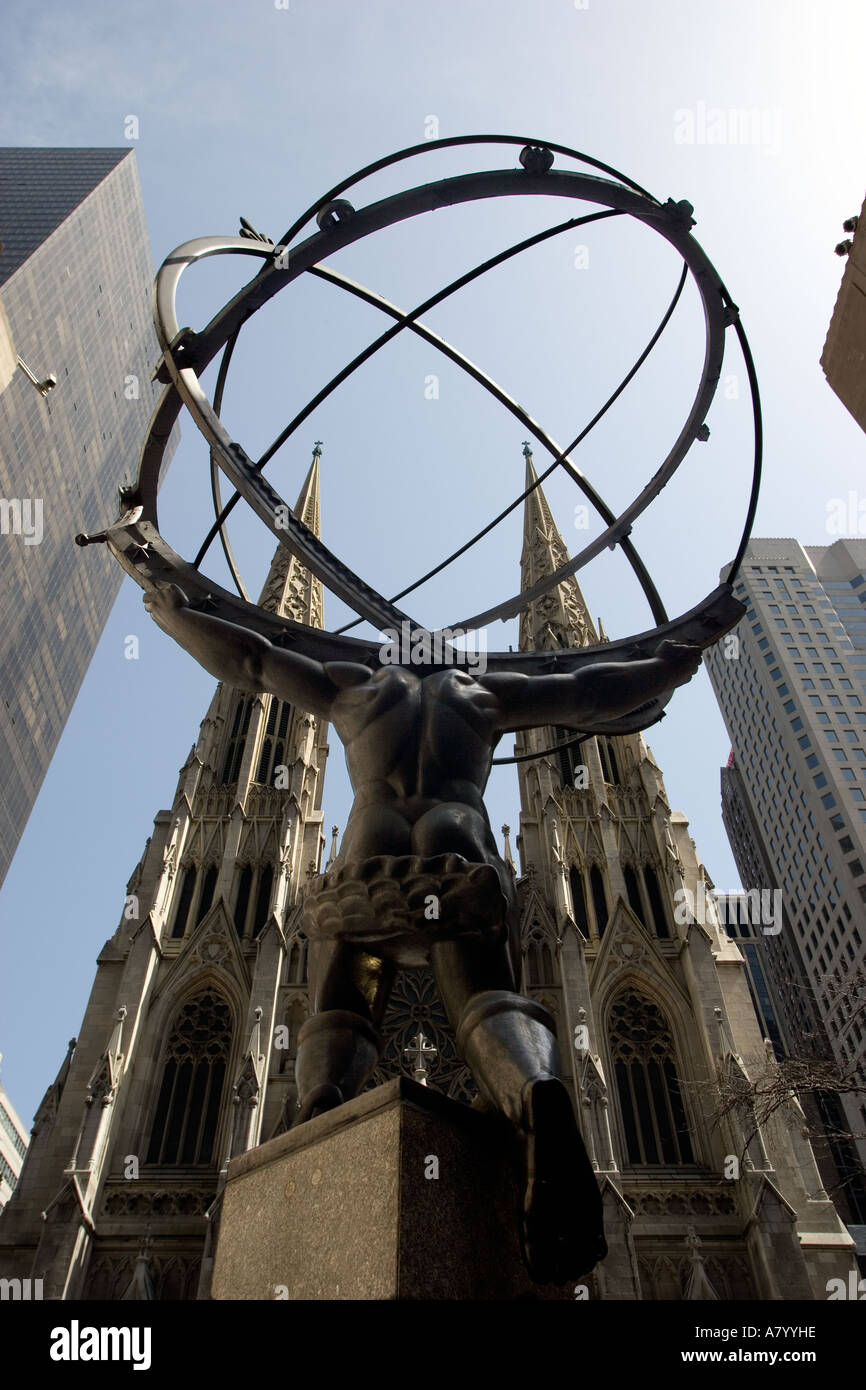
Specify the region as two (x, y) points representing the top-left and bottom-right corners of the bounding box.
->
(231, 865), (276, 940)
(279, 994), (309, 1075)
(286, 932), (308, 985)
(255, 697), (278, 784)
(609, 990), (694, 1166)
(171, 866), (196, 939)
(554, 728), (586, 790)
(195, 864), (218, 926)
(233, 865), (253, 937)
(221, 696), (252, 784)
(597, 736), (621, 785)
(590, 865), (609, 937)
(257, 736), (273, 786)
(569, 866), (590, 939)
(524, 926), (556, 986)
(644, 866), (670, 938)
(273, 701), (290, 782)
(251, 865), (274, 938)
(146, 989), (232, 1167)
(624, 864), (646, 927)
(255, 699), (292, 786)
(606, 738), (621, 784)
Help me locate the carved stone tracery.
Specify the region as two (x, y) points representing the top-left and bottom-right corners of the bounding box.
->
(370, 968), (476, 1103)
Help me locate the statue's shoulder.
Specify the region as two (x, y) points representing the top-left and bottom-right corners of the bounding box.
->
(323, 660), (375, 690)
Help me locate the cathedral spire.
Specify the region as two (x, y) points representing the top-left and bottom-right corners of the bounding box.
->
(257, 443), (323, 627)
(519, 443), (598, 652)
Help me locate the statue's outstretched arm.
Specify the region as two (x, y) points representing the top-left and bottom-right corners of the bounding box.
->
(143, 585), (340, 716)
(483, 640), (702, 732)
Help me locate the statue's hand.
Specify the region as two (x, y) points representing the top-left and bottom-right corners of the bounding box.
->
(144, 584), (189, 632)
(654, 638), (702, 681)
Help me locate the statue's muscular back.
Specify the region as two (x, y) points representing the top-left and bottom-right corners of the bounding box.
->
(328, 664), (504, 869)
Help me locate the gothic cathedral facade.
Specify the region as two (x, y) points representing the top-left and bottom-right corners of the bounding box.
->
(0, 446), (856, 1299)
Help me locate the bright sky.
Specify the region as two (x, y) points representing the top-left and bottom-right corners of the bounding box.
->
(1, 0), (865, 1123)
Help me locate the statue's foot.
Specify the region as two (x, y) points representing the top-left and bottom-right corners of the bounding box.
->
(519, 1076), (607, 1285)
(295, 1083), (344, 1125)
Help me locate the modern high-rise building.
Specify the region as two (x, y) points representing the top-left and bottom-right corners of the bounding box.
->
(705, 537), (866, 1217)
(0, 147), (177, 888)
(0, 450), (855, 1300)
(0, 1061), (29, 1211)
(719, 759), (818, 1058)
(719, 759), (866, 1223)
(714, 888), (787, 1061)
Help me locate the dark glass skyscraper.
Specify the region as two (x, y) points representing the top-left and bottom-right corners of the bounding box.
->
(0, 148), (177, 887)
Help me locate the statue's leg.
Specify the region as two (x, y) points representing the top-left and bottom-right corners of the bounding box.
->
(431, 938), (606, 1285)
(294, 941), (396, 1123)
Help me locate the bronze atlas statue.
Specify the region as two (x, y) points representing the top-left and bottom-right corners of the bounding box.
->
(78, 135), (760, 1285)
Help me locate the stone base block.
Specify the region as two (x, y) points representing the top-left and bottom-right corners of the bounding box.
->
(211, 1077), (570, 1300)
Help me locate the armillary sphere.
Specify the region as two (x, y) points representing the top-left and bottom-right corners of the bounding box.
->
(77, 134), (761, 762)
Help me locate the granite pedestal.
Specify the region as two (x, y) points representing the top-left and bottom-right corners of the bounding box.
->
(211, 1077), (571, 1300)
